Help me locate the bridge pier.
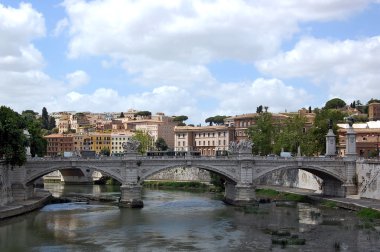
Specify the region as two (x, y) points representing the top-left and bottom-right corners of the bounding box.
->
(119, 184), (143, 208)
(224, 181), (257, 206)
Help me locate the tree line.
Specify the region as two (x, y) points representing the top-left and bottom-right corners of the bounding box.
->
(0, 106), (56, 166)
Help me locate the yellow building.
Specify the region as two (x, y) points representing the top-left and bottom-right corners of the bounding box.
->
(72, 134), (91, 154)
(89, 133), (111, 154)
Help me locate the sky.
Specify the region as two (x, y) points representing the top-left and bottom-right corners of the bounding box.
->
(1, 0), (380, 124)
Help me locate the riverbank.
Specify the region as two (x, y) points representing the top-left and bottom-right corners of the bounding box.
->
(143, 180), (213, 191)
(257, 185), (380, 212)
(0, 191), (52, 220)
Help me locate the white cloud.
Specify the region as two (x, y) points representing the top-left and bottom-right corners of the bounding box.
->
(62, 0), (377, 62)
(52, 18), (69, 37)
(256, 36), (380, 103)
(66, 70), (90, 89)
(211, 78), (310, 115)
(59, 0), (380, 113)
(0, 3), (60, 112)
(56, 86), (197, 117)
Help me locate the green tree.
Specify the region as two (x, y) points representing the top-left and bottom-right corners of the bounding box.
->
(309, 108), (347, 155)
(0, 106), (27, 166)
(367, 98), (380, 104)
(100, 147), (110, 156)
(132, 130), (153, 154)
(49, 116), (56, 130)
(134, 111), (152, 118)
(205, 115), (228, 126)
(155, 137), (168, 151)
(173, 115), (188, 125)
(22, 110), (47, 157)
(246, 112), (276, 155)
(119, 112), (125, 118)
(273, 115), (312, 155)
(41, 107), (49, 129)
(324, 98), (346, 110)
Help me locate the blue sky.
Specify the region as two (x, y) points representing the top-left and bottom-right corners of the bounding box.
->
(1, 0), (380, 123)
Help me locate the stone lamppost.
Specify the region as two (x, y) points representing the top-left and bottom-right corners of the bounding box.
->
(325, 119), (336, 157)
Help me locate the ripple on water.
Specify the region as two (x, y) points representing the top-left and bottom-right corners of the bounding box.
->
(40, 202), (116, 212)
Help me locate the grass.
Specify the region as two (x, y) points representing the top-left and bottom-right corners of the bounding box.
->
(357, 208), (380, 220)
(321, 200), (338, 208)
(255, 188), (306, 202)
(142, 181), (209, 190)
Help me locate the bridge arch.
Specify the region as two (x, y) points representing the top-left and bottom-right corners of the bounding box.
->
(255, 164), (346, 197)
(25, 165), (123, 185)
(256, 164), (345, 183)
(140, 164), (238, 184)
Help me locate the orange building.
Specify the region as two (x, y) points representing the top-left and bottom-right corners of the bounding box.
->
(45, 134), (74, 156)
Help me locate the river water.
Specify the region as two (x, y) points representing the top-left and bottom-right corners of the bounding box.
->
(1, 184), (380, 251)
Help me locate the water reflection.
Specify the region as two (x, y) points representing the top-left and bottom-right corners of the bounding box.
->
(1, 185), (380, 251)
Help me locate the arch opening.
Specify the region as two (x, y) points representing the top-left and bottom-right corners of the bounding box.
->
(255, 166), (346, 197)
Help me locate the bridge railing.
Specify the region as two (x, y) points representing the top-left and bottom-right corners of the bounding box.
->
(26, 155), (346, 162)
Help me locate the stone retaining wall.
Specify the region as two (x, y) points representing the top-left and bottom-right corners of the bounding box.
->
(357, 160), (380, 200)
(148, 167), (211, 182)
(0, 163), (13, 206)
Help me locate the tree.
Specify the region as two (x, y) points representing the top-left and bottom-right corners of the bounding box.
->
(246, 112), (276, 155)
(173, 115), (188, 125)
(119, 112), (125, 118)
(367, 98), (380, 105)
(131, 130), (153, 154)
(324, 98), (346, 110)
(308, 108), (347, 155)
(308, 106), (312, 113)
(273, 115), (310, 155)
(49, 117), (56, 130)
(41, 107), (49, 129)
(155, 137), (168, 151)
(100, 147), (110, 156)
(205, 115), (228, 126)
(0, 106), (27, 166)
(22, 110), (47, 157)
(134, 111), (151, 119)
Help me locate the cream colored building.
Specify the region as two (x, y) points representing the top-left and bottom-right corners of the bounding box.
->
(111, 132), (133, 154)
(125, 113), (177, 149)
(174, 125), (235, 156)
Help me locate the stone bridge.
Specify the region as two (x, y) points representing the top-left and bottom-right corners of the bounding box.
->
(5, 151), (356, 208)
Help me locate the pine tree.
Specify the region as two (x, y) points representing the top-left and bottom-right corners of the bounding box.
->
(41, 107), (49, 129)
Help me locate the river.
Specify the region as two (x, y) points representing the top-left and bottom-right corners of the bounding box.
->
(1, 184), (380, 251)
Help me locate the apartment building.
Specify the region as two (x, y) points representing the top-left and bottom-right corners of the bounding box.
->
(72, 134), (91, 154)
(125, 113), (177, 149)
(45, 134), (74, 156)
(111, 132), (133, 154)
(225, 113), (289, 142)
(174, 125), (235, 156)
(337, 121), (380, 157)
(88, 133), (112, 154)
(368, 103), (380, 121)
